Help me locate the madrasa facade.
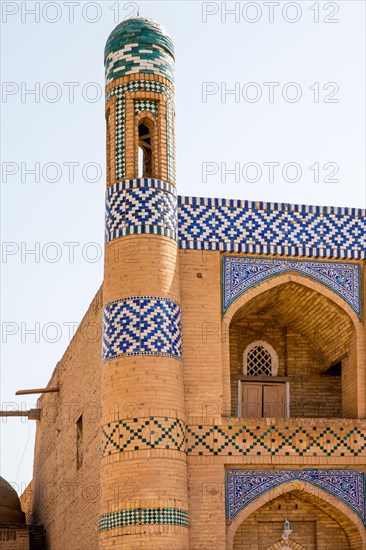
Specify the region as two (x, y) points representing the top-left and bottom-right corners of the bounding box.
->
(2, 16), (366, 550)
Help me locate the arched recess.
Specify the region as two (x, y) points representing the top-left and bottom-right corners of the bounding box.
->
(265, 541), (307, 550)
(135, 112), (158, 179)
(221, 272), (365, 419)
(226, 481), (366, 550)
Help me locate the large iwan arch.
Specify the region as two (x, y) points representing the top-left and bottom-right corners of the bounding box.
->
(226, 481), (366, 550)
(221, 271), (365, 419)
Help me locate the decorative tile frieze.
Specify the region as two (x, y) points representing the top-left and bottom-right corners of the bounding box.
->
(185, 423), (366, 457)
(101, 419), (366, 458)
(99, 507), (189, 531)
(226, 469), (366, 525)
(102, 417), (186, 456)
(102, 296), (182, 362)
(223, 256), (362, 317)
(178, 196), (366, 259)
(105, 180), (178, 243)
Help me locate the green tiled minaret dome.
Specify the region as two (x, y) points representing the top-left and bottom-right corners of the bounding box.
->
(104, 17), (175, 84)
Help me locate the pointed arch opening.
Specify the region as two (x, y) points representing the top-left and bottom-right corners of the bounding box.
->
(223, 274), (362, 419)
(137, 117), (155, 178)
(228, 482), (365, 550)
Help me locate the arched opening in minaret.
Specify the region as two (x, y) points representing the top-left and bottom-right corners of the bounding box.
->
(138, 120), (154, 178)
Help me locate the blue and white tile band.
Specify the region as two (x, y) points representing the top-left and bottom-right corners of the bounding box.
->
(178, 196), (366, 259)
(223, 256), (362, 317)
(102, 296), (182, 362)
(226, 469), (366, 525)
(106, 188), (365, 259)
(105, 180), (178, 244)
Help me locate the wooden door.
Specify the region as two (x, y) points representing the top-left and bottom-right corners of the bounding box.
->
(241, 383), (263, 418)
(263, 384), (285, 418)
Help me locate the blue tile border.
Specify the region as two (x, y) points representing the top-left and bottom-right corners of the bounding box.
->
(222, 256), (362, 317)
(178, 196), (366, 259)
(226, 469), (366, 525)
(102, 296), (182, 362)
(105, 180), (178, 244)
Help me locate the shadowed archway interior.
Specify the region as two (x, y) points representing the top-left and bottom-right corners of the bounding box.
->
(233, 489), (362, 550)
(229, 281), (355, 418)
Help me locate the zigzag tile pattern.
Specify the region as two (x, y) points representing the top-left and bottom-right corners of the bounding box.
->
(101, 419), (366, 458)
(102, 417), (186, 456)
(105, 189), (365, 259)
(178, 197), (366, 259)
(186, 423), (366, 457)
(102, 296), (182, 362)
(105, 179), (177, 243)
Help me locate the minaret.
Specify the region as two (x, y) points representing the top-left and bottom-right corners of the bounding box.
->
(99, 18), (189, 549)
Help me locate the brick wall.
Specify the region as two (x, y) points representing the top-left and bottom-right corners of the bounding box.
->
(0, 525), (29, 550)
(21, 250), (365, 550)
(25, 287), (103, 550)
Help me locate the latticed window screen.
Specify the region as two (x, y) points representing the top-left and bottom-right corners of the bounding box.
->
(246, 345), (272, 376)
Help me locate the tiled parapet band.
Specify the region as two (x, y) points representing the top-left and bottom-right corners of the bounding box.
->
(102, 296), (182, 362)
(178, 197), (366, 259)
(106, 190), (365, 259)
(99, 507), (189, 531)
(226, 469), (366, 525)
(105, 179), (178, 243)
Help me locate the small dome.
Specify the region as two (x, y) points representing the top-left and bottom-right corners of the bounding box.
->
(104, 17), (175, 84)
(0, 477), (26, 524)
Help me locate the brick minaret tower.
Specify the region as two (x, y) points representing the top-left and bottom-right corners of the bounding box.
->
(99, 17), (189, 549)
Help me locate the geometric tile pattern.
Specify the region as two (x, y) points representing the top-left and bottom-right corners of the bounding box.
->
(105, 179), (177, 243)
(185, 423), (366, 457)
(134, 99), (158, 117)
(105, 17), (175, 85)
(101, 418), (366, 458)
(223, 256), (362, 317)
(106, 80), (174, 181)
(102, 417), (186, 456)
(102, 297), (182, 362)
(178, 196), (366, 259)
(226, 469), (366, 525)
(99, 507), (189, 531)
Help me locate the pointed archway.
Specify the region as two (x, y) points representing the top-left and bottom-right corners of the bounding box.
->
(227, 481), (365, 550)
(222, 272), (365, 419)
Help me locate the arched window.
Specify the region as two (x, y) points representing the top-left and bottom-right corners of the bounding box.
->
(138, 119), (154, 178)
(243, 341), (279, 376)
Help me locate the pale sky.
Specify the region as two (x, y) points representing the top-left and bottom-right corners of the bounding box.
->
(1, 0), (365, 492)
